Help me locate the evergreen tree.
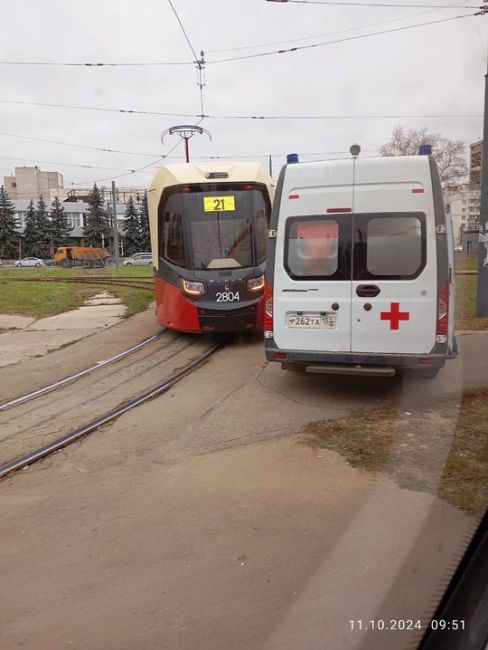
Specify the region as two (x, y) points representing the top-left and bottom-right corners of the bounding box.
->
(84, 184), (110, 247)
(33, 196), (51, 258)
(123, 196), (142, 256)
(22, 199), (38, 256)
(139, 191), (151, 251)
(0, 185), (19, 258)
(50, 196), (72, 250)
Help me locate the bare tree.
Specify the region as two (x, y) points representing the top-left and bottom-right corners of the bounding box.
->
(380, 126), (468, 186)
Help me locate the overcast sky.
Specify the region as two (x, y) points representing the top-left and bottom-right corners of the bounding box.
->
(1, 0), (486, 188)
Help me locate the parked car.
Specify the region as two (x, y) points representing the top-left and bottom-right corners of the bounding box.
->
(15, 257), (46, 267)
(454, 245), (463, 252)
(123, 253), (153, 267)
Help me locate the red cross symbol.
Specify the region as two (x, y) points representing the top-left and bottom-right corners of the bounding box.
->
(380, 302), (410, 330)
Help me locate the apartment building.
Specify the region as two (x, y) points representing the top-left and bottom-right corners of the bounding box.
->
(469, 140), (483, 185)
(4, 167), (64, 201)
(3, 166), (146, 204)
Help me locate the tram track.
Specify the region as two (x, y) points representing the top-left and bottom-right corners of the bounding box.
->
(0, 275), (154, 292)
(0, 330), (167, 411)
(0, 335), (225, 480)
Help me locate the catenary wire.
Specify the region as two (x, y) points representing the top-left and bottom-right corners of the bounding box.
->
(273, 0), (480, 6)
(0, 9), (482, 68)
(207, 12), (481, 63)
(208, 0), (466, 52)
(167, 0), (199, 61)
(0, 154), (145, 173)
(0, 99), (480, 120)
(69, 139), (184, 185)
(0, 130), (161, 157)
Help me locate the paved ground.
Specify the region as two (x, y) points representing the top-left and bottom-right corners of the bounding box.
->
(0, 308), (485, 650)
(0, 292), (127, 368)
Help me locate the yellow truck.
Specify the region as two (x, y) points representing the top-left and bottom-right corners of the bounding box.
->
(53, 246), (111, 268)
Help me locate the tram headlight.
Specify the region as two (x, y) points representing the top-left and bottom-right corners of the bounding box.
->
(247, 275), (265, 293)
(180, 279), (206, 297)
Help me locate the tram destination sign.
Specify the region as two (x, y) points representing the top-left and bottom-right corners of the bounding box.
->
(203, 196), (236, 212)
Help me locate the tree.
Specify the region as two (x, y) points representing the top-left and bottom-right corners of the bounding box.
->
(33, 196), (51, 258)
(380, 126), (468, 186)
(0, 185), (18, 258)
(22, 199), (37, 256)
(139, 192), (150, 251)
(50, 196), (72, 250)
(123, 196), (142, 255)
(84, 184), (110, 247)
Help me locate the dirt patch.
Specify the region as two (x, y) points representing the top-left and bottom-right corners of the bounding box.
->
(303, 388), (488, 515)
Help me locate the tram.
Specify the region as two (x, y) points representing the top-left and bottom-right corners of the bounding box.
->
(148, 161), (274, 333)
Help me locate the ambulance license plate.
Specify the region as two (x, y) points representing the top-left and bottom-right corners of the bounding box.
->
(287, 313), (336, 329)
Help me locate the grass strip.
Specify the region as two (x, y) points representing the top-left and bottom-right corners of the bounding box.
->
(0, 281), (153, 320)
(304, 388), (488, 515)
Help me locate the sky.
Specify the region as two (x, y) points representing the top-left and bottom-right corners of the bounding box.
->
(0, 0), (486, 189)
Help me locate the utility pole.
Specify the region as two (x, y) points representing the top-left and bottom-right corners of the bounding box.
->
(476, 53), (488, 315)
(112, 181), (120, 269)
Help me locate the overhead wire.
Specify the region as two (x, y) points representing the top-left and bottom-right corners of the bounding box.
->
(276, 0), (480, 6)
(0, 98), (195, 117)
(68, 139), (184, 186)
(0, 7), (482, 68)
(0, 99), (479, 119)
(167, 0), (199, 61)
(0, 130), (161, 157)
(207, 11), (481, 64)
(167, 0), (206, 120)
(207, 0), (467, 52)
(0, 154), (146, 173)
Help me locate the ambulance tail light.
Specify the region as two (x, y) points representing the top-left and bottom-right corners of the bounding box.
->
(273, 352), (287, 360)
(436, 280), (449, 336)
(264, 280), (273, 332)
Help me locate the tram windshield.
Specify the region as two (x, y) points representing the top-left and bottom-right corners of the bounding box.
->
(159, 184), (269, 270)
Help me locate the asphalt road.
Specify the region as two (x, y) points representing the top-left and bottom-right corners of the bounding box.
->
(0, 310), (485, 650)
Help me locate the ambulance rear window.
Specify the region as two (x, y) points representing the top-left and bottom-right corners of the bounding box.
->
(285, 218), (339, 278)
(365, 215), (424, 278)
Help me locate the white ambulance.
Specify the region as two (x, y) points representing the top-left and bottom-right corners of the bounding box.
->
(264, 147), (455, 378)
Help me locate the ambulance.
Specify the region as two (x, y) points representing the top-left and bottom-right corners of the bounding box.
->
(264, 146), (455, 378)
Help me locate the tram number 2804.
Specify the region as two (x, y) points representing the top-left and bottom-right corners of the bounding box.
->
(216, 290), (240, 303)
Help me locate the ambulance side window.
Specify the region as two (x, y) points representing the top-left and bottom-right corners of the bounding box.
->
(285, 218), (340, 279)
(366, 215), (423, 277)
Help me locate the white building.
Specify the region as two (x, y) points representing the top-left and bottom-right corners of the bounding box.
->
(446, 185), (481, 245)
(12, 199), (127, 255)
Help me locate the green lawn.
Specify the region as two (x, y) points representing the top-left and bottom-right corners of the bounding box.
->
(0, 265), (153, 280)
(455, 256), (478, 273)
(0, 280), (154, 320)
(455, 275), (488, 331)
